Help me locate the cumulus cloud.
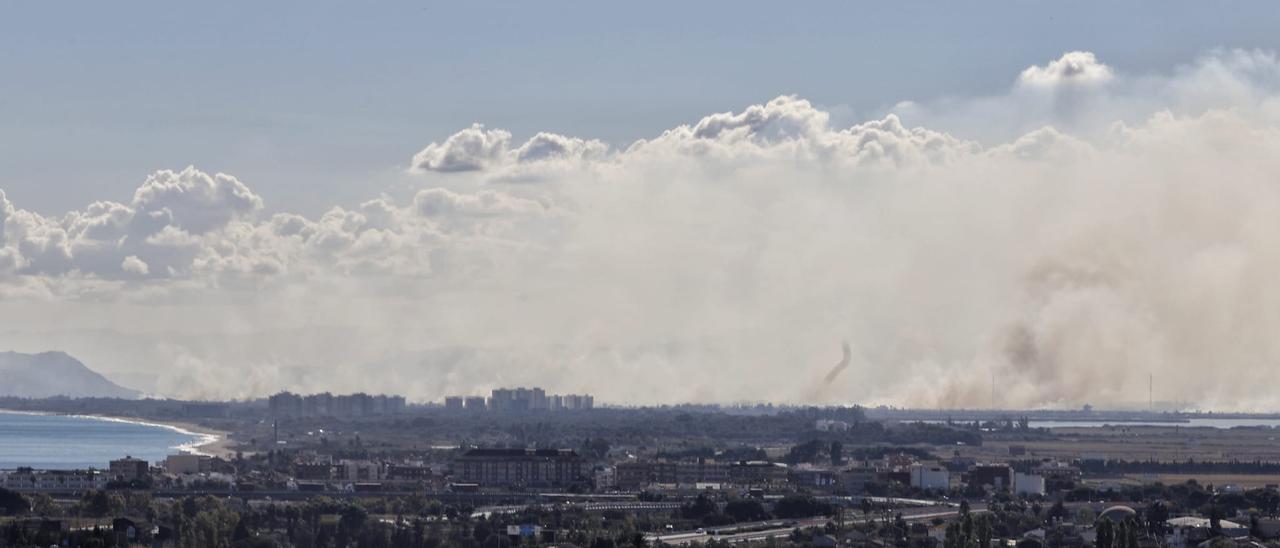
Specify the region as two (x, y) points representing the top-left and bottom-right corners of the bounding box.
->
(120, 255), (149, 276)
(6, 49), (1280, 410)
(513, 133), (610, 164)
(624, 96), (979, 169)
(411, 123), (610, 183)
(132, 167), (263, 233)
(1017, 51), (1114, 87)
(411, 123), (512, 172)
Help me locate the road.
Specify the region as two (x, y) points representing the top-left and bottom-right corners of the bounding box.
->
(646, 504), (987, 545)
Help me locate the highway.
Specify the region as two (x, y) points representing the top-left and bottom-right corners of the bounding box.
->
(646, 504), (986, 545)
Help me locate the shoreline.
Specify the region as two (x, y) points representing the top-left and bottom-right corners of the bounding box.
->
(0, 408), (236, 460)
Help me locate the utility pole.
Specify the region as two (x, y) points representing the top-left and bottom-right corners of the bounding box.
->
(1149, 373), (1153, 412)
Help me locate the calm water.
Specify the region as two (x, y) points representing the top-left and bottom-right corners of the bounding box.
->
(0, 411), (204, 469)
(914, 418), (1280, 429)
(1030, 418), (1280, 429)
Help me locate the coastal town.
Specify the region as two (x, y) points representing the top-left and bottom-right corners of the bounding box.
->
(3, 389), (1280, 547)
(6, 0), (1280, 546)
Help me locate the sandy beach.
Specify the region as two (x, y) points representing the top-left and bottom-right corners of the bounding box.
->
(141, 419), (237, 459)
(0, 409), (237, 460)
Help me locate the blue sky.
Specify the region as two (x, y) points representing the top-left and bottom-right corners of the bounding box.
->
(3, 1), (1279, 216)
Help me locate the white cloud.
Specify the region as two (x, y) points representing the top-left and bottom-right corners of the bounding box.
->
(687, 95), (830, 142)
(120, 255), (149, 276)
(5, 50), (1280, 409)
(0, 189), (12, 244)
(411, 124), (611, 183)
(411, 123), (512, 172)
(131, 166), (262, 234)
(1017, 51), (1114, 87)
(513, 132), (609, 164)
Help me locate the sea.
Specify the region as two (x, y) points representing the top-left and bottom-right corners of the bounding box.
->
(912, 418), (1280, 429)
(0, 411), (209, 470)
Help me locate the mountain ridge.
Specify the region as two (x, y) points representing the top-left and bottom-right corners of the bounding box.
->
(0, 350), (140, 399)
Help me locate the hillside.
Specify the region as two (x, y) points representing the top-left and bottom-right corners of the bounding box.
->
(0, 351), (140, 399)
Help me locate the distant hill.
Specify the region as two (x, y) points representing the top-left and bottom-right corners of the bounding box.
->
(0, 351), (140, 399)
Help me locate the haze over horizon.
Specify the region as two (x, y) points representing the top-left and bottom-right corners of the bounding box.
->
(4, 4), (1280, 410)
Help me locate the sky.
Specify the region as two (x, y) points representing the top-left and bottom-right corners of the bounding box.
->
(3, 2), (1280, 409)
(4, 1), (1280, 216)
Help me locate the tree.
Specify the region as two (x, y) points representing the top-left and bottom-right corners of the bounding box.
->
(26, 492), (60, 517)
(725, 500), (768, 523)
(773, 495), (834, 519)
(1076, 506), (1096, 524)
(1097, 518), (1114, 548)
(680, 495), (719, 520)
(1146, 501), (1169, 537)
(1123, 518), (1140, 548)
(583, 438), (612, 460)
(1047, 500), (1067, 522)
(341, 504), (368, 533)
(945, 522), (965, 548)
(232, 517), (251, 543)
(976, 514), (992, 548)
(0, 487), (29, 516)
(77, 490), (114, 517)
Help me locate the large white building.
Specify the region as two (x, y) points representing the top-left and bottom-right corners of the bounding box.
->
(1013, 472), (1045, 495)
(909, 464), (949, 490)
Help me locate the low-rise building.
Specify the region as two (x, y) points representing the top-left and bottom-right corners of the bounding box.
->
(294, 463), (333, 480)
(165, 454), (213, 475)
(385, 464), (432, 481)
(1166, 517), (1248, 548)
(729, 461), (788, 485)
(815, 419), (850, 432)
(455, 448), (583, 488)
(336, 460), (384, 482)
(1033, 461), (1082, 483)
(840, 466), (879, 492)
(676, 460), (730, 485)
(1, 469), (107, 492)
(616, 461), (656, 489)
(109, 456), (150, 482)
(789, 467), (839, 487)
(967, 463), (1013, 490)
(594, 466), (617, 490)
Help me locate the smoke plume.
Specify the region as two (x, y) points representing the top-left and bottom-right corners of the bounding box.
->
(4, 50), (1280, 410)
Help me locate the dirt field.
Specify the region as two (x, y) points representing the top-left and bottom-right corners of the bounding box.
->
(955, 425), (1280, 463)
(1122, 474), (1280, 488)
